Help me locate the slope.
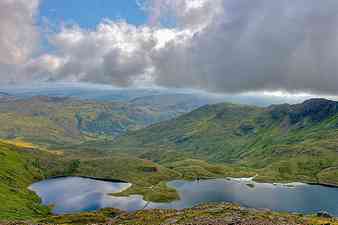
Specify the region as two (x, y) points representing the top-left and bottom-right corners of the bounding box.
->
(110, 98), (338, 184)
(0, 141), (53, 220)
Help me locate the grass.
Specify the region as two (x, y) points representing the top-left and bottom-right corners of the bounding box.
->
(0, 140), (94, 221)
(37, 208), (122, 225)
(0, 142), (50, 220)
(113, 181), (179, 202)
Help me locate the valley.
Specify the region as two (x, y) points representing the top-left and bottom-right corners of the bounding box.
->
(1, 95), (338, 224)
(0, 93), (216, 146)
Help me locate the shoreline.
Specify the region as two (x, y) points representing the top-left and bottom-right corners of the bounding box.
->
(29, 175), (338, 219)
(307, 181), (338, 189)
(49, 175), (338, 190)
(47, 175), (338, 190)
(48, 175), (129, 183)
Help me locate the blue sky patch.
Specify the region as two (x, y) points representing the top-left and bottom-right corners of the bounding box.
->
(39, 0), (148, 29)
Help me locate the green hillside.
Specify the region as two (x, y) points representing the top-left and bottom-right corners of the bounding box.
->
(106, 98), (338, 185)
(0, 141), (53, 220)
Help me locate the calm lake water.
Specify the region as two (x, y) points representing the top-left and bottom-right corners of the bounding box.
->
(29, 177), (338, 216)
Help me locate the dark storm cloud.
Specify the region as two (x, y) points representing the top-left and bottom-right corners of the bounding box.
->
(152, 0), (338, 95)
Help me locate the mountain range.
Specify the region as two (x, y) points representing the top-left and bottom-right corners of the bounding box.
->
(0, 93), (218, 146)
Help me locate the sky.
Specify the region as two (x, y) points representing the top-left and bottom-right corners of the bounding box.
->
(1, 0), (338, 97)
(38, 1), (147, 29)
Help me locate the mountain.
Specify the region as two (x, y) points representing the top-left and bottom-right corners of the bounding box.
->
(0, 96), (157, 145)
(0, 83), (162, 101)
(108, 98), (338, 185)
(0, 82), (221, 103)
(0, 93), (218, 147)
(129, 93), (221, 116)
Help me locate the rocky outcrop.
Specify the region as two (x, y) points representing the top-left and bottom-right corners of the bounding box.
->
(288, 98), (338, 124)
(269, 98), (338, 126)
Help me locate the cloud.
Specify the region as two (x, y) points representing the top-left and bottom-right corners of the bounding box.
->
(0, 0), (40, 84)
(142, 0), (223, 30)
(39, 21), (158, 85)
(5, 0), (338, 96)
(151, 0), (338, 95)
(0, 0), (40, 65)
(36, 20), (194, 86)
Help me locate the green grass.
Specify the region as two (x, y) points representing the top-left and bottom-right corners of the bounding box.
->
(113, 181), (179, 202)
(164, 159), (255, 179)
(0, 142), (50, 220)
(0, 141), (99, 221)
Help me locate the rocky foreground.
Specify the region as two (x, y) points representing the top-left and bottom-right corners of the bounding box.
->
(3, 203), (338, 225)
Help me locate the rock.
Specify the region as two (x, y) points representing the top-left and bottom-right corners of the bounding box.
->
(317, 211), (332, 218)
(140, 166), (158, 173)
(164, 218), (179, 224)
(238, 123), (256, 135)
(246, 183), (255, 188)
(289, 99), (338, 124)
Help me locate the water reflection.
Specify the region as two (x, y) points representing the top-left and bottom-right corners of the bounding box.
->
(29, 177), (338, 216)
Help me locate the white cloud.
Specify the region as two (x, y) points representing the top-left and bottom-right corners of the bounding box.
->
(0, 0), (40, 65)
(40, 21), (159, 85)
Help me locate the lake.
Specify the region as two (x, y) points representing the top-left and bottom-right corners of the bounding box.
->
(29, 177), (338, 216)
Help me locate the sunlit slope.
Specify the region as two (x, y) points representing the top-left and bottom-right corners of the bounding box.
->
(112, 102), (266, 161)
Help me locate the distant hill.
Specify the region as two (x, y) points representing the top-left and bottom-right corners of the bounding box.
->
(129, 93), (220, 115)
(0, 92), (16, 101)
(109, 98), (338, 185)
(0, 94), (215, 147)
(0, 83), (222, 103)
